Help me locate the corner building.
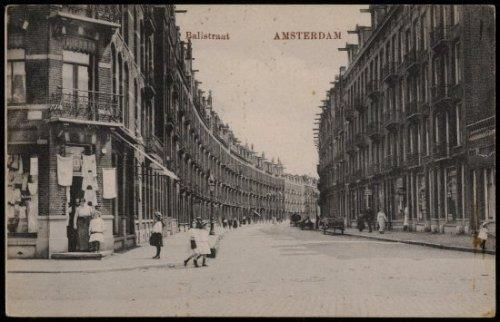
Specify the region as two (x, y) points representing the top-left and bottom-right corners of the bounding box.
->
(6, 5), (287, 258)
(317, 5), (495, 234)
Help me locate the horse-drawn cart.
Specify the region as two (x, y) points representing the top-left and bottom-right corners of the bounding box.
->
(321, 217), (344, 235)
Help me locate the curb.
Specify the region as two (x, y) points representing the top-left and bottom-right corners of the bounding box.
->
(8, 233), (227, 274)
(338, 231), (496, 255)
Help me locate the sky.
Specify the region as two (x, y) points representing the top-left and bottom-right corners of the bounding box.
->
(176, 5), (370, 177)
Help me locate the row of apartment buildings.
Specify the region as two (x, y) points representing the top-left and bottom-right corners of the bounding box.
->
(316, 5), (495, 234)
(283, 174), (319, 220)
(6, 5), (318, 258)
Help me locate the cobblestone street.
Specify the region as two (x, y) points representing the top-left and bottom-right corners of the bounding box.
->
(7, 222), (495, 317)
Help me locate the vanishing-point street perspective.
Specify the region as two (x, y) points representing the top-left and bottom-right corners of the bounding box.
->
(5, 4), (496, 318)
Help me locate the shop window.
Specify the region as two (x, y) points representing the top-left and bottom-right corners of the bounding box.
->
(7, 153), (39, 234)
(6, 49), (26, 104)
(446, 168), (458, 221)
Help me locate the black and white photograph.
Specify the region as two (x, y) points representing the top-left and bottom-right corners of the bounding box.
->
(4, 4), (496, 317)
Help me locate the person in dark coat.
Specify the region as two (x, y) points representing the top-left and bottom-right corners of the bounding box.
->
(365, 207), (375, 233)
(357, 211), (365, 232)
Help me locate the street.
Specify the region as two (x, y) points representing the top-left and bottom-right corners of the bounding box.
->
(6, 223), (496, 317)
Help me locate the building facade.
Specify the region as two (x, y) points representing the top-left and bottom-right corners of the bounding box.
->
(6, 4), (288, 259)
(317, 5), (495, 234)
(283, 174), (319, 220)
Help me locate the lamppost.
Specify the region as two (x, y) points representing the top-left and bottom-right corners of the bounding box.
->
(208, 174), (215, 235)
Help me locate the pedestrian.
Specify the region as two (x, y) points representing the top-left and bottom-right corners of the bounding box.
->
(357, 212), (365, 232)
(365, 207), (375, 233)
(403, 206), (410, 231)
(233, 218), (238, 229)
(478, 221), (490, 251)
(88, 206), (105, 253)
(195, 221), (211, 267)
(184, 218), (201, 267)
(150, 211), (164, 259)
(222, 217), (228, 229)
(377, 209), (388, 234)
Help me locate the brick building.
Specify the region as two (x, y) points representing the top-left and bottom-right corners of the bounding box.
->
(316, 5), (495, 234)
(6, 5), (289, 258)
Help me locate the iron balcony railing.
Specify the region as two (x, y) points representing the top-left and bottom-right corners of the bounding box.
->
(353, 97), (366, 112)
(381, 61), (399, 83)
(403, 48), (418, 72)
(366, 79), (380, 99)
(345, 107), (355, 121)
(431, 84), (452, 108)
(383, 154), (401, 172)
(405, 152), (420, 167)
(57, 5), (122, 25)
(354, 132), (368, 147)
(49, 88), (123, 124)
(366, 121), (382, 140)
(433, 142), (448, 159)
(404, 99), (420, 120)
(430, 24), (450, 51)
(383, 109), (402, 129)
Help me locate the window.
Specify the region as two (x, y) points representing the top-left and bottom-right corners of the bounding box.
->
(6, 49), (26, 104)
(452, 6), (460, 25)
(456, 104), (461, 145)
(454, 42), (462, 84)
(62, 51), (90, 101)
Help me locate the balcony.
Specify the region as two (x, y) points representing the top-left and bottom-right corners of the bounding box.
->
(404, 100), (420, 121)
(366, 80), (380, 100)
(353, 97), (367, 112)
(146, 135), (164, 157)
(403, 48), (419, 73)
(366, 121), (382, 141)
(433, 142), (448, 159)
(449, 82), (463, 102)
(430, 24), (450, 52)
(431, 84), (452, 109)
(54, 5), (121, 28)
(405, 152), (420, 167)
(346, 138), (357, 155)
(381, 61), (399, 84)
(367, 163), (381, 177)
(383, 154), (401, 172)
(48, 89), (123, 125)
(354, 132), (368, 147)
(383, 110), (402, 130)
(345, 107), (355, 121)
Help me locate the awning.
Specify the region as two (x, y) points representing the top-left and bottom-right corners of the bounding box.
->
(112, 131), (179, 180)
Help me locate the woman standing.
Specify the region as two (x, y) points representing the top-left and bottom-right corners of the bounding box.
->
(75, 200), (93, 251)
(150, 212), (164, 259)
(377, 209), (388, 234)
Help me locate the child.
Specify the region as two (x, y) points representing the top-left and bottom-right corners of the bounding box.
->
(478, 222), (489, 251)
(89, 207), (105, 253)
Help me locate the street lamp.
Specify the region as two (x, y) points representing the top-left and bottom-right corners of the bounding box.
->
(208, 174), (216, 235)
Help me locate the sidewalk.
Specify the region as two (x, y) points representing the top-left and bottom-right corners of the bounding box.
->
(324, 227), (496, 255)
(7, 227), (227, 274)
